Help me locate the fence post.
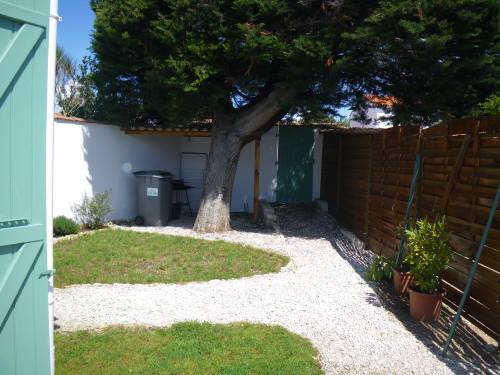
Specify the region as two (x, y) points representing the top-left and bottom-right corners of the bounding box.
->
(364, 134), (373, 246)
(415, 127), (424, 219)
(335, 135), (342, 215)
(470, 120), (480, 227)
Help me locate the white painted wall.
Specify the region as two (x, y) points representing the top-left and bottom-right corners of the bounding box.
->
(53, 119), (180, 220)
(53, 119), (321, 220)
(179, 127), (280, 212)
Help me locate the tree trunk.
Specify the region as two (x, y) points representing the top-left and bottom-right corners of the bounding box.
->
(193, 124), (243, 232)
(193, 89), (292, 232)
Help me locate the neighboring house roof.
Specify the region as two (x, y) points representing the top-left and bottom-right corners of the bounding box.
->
(365, 94), (399, 108)
(348, 95), (397, 129)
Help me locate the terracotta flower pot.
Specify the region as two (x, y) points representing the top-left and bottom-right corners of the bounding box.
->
(392, 267), (414, 296)
(408, 287), (445, 321)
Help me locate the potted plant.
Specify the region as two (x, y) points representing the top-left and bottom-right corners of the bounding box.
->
(392, 222), (414, 296)
(392, 263), (414, 296)
(404, 216), (452, 321)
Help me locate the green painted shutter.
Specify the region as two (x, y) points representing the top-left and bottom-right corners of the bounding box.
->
(0, 1), (51, 374)
(276, 127), (314, 204)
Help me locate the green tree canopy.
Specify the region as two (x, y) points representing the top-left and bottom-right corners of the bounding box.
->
(346, 0), (500, 125)
(90, 0), (377, 126)
(90, 0), (499, 127)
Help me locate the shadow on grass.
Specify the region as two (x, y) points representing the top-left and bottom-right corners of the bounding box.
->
(274, 203), (499, 375)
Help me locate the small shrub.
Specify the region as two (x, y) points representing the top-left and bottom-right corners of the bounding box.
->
(404, 216), (452, 294)
(53, 216), (80, 237)
(366, 255), (394, 281)
(72, 190), (112, 229)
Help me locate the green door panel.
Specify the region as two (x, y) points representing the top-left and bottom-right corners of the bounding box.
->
(0, 1), (51, 374)
(276, 127), (314, 204)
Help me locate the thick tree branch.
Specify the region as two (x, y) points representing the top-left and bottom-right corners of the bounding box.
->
(241, 109), (288, 145)
(234, 88), (295, 138)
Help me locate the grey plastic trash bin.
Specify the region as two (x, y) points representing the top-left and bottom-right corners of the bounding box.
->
(133, 170), (173, 226)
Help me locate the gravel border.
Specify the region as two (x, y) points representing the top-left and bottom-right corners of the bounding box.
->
(54, 207), (499, 374)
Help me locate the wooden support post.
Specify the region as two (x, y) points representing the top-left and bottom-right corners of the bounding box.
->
(395, 127), (403, 212)
(444, 123), (449, 170)
(253, 136), (261, 220)
(470, 120), (481, 232)
(439, 134), (472, 215)
(415, 127), (424, 219)
(335, 135), (343, 215)
(364, 134), (373, 245)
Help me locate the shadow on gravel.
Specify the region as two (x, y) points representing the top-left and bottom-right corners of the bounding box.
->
(274, 203), (499, 375)
(114, 212), (273, 235)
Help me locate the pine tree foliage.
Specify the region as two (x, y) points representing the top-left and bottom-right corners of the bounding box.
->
(89, 0), (499, 126)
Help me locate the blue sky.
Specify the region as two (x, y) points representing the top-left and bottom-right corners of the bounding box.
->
(57, 0), (94, 64)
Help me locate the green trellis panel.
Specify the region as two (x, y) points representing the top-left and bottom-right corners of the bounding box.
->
(0, 1), (51, 374)
(276, 127), (315, 204)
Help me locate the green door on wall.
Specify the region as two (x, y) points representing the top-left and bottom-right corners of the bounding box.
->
(0, 1), (51, 374)
(276, 127), (314, 203)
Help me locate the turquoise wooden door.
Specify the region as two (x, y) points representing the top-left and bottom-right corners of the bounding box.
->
(0, 1), (51, 374)
(276, 127), (315, 203)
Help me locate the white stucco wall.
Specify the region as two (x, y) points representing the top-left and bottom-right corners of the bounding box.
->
(179, 127), (280, 212)
(53, 119), (321, 221)
(53, 119), (180, 220)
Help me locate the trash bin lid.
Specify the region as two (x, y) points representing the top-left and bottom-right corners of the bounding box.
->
(133, 170), (172, 178)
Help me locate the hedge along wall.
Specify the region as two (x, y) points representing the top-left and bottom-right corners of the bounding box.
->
(321, 117), (500, 338)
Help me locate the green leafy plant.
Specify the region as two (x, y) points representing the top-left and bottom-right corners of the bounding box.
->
(366, 255), (394, 281)
(72, 190), (112, 229)
(53, 216), (80, 237)
(472, 94), (500, 116)
(404, 216), (452, 294)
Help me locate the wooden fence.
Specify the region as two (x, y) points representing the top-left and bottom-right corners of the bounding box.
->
(321, 117), (500, 337)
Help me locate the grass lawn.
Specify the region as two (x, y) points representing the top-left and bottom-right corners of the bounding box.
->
(54, 229), (289, 287)
(55, 322), (323, 375)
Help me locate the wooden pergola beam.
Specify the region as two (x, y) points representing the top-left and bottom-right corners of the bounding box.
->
(124, 129), (210, 137)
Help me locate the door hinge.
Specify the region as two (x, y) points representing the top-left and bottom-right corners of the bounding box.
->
(0, 219), (29, 229)
(39, 269), (56, 278)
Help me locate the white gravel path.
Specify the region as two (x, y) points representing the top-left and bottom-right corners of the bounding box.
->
(55, 212), (498, 375)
